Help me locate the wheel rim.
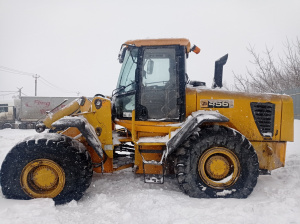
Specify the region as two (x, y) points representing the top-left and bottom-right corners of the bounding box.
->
(198, 147), (240, 189)
(20, 159), (65, 198)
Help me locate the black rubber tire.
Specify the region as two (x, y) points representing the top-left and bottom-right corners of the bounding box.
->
(2, 123), (13, 129)
(174, 125), (259, 198)
(0, 133), (93, 205)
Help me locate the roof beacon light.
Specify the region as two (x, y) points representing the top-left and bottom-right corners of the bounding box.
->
(191, 45), (201, 54)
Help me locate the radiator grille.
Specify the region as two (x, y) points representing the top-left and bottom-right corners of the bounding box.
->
(250, 102), (275, 138)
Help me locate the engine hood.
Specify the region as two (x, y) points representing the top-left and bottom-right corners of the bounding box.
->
(185, 86), (294, 142)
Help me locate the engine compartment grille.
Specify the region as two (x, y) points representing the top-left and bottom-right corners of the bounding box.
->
(250, 102), (275, 138)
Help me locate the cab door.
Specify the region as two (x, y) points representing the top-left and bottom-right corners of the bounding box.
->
(136, 46), (185, 122)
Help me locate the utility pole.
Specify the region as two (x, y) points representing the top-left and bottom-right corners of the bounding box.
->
(17, 87), (23, 98)
(33, 74), (40, 96)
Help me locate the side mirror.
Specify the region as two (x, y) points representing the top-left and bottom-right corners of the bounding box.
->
(212, 54), (228, 88)
(146, 59), (154, 74)
(118, 45), (127, 63)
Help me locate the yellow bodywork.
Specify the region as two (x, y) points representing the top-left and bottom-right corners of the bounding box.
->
(60, 96), (114, 173)
(189, 87), (294, 170)
(114, 87), (294, 172)
(40, 38), (294, 175)
(43, 99), (81, 129)
(44, 88), (293, 174)
(44, 96), (114, 173)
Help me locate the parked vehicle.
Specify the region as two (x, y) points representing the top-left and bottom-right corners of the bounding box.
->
(0, 97), (77, 129)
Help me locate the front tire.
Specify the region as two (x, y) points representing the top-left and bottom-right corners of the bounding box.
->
(175, 125), (259, 198)
(0, 133), (93, 204)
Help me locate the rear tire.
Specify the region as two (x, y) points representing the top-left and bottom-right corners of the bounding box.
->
(0, 133), (93, 205)
(174, 125), (259, 198)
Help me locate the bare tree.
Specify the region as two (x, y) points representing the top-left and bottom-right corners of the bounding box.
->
(233, 38), (300, 93)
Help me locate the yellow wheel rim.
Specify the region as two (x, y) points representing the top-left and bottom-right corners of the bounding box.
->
(20, 159), (65, 198)
(198, 147), (240, 189)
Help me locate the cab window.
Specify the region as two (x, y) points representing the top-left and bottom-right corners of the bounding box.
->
(139, 47), (179, 120)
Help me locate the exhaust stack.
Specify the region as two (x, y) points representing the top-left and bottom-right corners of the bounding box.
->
(212, 54), (228, 88)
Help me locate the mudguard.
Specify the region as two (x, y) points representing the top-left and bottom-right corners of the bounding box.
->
(52, 116), (104, 158)
(166, 110), (229, 156)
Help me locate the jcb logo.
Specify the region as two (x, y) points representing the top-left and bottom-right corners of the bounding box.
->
(200, 99), (234, 108)
(200, 100), (208, 107)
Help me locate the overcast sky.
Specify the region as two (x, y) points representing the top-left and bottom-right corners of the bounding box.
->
(0, 0), (300, 100)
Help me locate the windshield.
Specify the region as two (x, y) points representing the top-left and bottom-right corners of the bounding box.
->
(116, 48), (138, 92)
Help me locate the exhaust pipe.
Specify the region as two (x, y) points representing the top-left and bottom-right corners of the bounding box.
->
(212, 54), (228, 89)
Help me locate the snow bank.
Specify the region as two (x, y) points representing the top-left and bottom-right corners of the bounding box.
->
(0, 122), (299, 224)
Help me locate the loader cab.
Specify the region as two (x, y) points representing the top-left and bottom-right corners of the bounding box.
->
(113, 39), (188, 122)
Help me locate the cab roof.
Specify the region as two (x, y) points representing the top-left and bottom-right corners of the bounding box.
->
(125, 38), (191, 53)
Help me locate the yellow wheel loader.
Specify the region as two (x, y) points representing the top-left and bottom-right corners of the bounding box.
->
(0, 38), (294, 204)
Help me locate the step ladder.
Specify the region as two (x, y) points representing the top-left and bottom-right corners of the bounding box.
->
(138, 143), (167, 184)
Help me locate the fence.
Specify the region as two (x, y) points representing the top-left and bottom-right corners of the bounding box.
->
(284, 88), (300, 120)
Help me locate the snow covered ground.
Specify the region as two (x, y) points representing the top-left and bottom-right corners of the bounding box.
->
(0, 121), (299, 224)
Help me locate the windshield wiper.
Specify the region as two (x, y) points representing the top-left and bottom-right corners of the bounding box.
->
(112, 81), (136, 96)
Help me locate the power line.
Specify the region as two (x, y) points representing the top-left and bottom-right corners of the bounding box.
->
(0, 65), (80, 96)
(0, 92), (17, 97)
(0, 66), (35, 76)
(40, 77), (66, 91)
(0, 65), (39, 95)
(39, 77), (79, 95)
(0, 67), (31, 76)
